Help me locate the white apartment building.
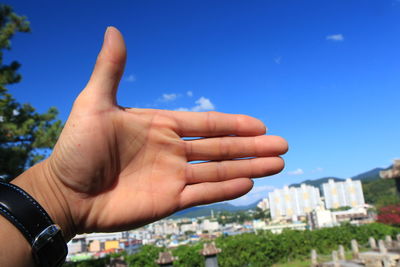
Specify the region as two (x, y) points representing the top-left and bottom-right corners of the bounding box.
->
(257, 198), (270, 211)
(322, 178), (365, 209)
(269, 184), (321, 220)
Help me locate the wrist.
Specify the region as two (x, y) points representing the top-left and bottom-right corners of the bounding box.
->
(11, 159), (76, 241)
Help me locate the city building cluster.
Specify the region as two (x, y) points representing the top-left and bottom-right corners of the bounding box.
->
(66, 217), (251, 262)
(258, 178), (372, 229)
(67, 178), (374, 262)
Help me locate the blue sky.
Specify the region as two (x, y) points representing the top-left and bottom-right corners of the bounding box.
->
(4, 0), (400, 205)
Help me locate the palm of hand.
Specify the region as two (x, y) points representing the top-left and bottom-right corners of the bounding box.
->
(51, 103), (190, 232)
(47, 27), (287, 234)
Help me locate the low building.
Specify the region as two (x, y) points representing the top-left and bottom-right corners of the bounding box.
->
(332, 207), (369, 224)
(180, 221), (198, 233)
(89, 239), (104, 253)
(309, 206), (370, 229)
(308, 208), (334, 229)
(263, 222), (307, 234)
(67, 237), (87, 254)
(105, 240), (120, 250)
(253, 220), (267, 229)
(202, 219), (220, 232)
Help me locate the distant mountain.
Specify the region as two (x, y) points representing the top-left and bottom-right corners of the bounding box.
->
(351, 166), (391, 182)
(288, 165), (397, 205)
(290, 166), (392, 189)
(170, 200), (260, 218)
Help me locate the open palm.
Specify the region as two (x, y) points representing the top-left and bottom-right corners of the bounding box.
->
(47, 27), (288, 235)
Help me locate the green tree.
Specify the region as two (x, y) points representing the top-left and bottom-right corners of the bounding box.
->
(253, 207), (270, 220)
(173, 243), (204, 267)
(363, 178), (400, 207)
(0, 5), (62, 180)
(126, 245), (162, 267)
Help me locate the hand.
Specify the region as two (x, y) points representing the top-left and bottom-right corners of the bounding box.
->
(18, 27), (288, 238)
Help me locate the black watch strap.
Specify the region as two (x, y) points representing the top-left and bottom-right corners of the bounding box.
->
(0, 181), (68, 267)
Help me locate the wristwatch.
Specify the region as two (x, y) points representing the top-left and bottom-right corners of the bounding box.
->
(0, 181), (68, 266)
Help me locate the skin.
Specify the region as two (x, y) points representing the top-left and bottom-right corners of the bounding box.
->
(0, 27), (288, 266)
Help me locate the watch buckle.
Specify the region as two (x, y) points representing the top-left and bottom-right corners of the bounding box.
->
(32, 224), (61, 252)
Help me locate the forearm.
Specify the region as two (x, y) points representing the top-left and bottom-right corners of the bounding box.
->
(12, 160), (76, 240)
(0, 215), (34, 266)
(0, 160), (76, 265)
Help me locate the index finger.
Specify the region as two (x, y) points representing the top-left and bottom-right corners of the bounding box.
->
(169, 111), (267, 137)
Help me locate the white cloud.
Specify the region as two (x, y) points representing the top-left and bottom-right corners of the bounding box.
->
(287, 168), (304, 175)
(176, 97), (215, 112)
(12, 109), (20, 116)
(125, 74), (136, 82)
(162, 93), (178, 102)
(192, 97), (215, 112)
(274, 56), (282, 64)
(326, 34), (344, 42)
(187, 91), (193, 97)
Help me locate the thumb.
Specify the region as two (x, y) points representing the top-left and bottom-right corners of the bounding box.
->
(85, 26), (127, 106)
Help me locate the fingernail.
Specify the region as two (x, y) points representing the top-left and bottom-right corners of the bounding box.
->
(104, 26), (112, 47)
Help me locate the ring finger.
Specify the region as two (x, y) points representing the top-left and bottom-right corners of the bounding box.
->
(185, 135), (288, 161)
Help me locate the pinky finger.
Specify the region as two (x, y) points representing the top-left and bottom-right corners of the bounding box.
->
(179, 178), (253, 209)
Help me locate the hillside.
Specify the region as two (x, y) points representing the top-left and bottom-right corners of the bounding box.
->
(290, 166), (391, 188)
(290, 177), (344, 189)
(290, 165), (397, 206)
(352, 167), (388, 182)
(362, 178), (399, 207)
(170, 200), (260, 218)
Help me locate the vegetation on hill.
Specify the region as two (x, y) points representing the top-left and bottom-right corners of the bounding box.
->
(290, 165), (398, 207)
(351, 167), (386, 182)
(171, 200), (260, 219)
(290, 177), (344, 189)
(363, 178), (400, 207)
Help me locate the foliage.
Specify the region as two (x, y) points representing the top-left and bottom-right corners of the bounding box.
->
(362, 178), (400, 207)
(0, 4), (62, 180)
(172, 242), (204, 267)
(378, 204), (400, 226)
(217, 210), (253, 225)
(126, 245), (162, 267)
(216, 223), (399, 267)
(62, 256), (111, 267)
(253, 207), (270, 220)
(330, 206), (352, 212)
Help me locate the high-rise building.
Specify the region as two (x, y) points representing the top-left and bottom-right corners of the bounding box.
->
(322, 178), (365, 209)
(257, 198), (269, 211)
(269, 184), (321, 220)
